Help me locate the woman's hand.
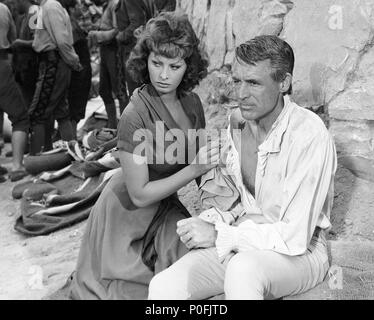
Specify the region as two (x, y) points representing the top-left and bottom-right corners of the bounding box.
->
(190, 139), (221, 177)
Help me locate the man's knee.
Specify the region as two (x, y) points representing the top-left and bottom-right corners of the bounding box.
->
(11, 118), (30, 134)
(148, 269), (190, 300)
(226, 251), (265, 274)
(224, 251), (267, 299)
(6, 102), (30, 133)
(148, 272), (167, 300)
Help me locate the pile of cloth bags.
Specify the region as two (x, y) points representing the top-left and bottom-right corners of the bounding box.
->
(13, 128), (121, 236)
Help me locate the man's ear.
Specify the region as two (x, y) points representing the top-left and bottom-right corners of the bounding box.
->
(279, 73), (292, 94)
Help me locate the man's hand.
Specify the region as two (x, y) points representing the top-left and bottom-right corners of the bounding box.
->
(74, 63), (84, 72)
(71, 61), (83, 72)
(115, 31), (125, 44)
(176, 217), (217, 250)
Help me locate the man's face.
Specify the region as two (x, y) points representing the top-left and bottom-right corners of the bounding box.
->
(232, 59), (282, 122)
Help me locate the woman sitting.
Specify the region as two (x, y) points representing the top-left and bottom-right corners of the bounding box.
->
(69, 11), (220, 300)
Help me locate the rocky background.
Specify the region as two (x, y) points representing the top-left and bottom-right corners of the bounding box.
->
(177, 0), (374, 167)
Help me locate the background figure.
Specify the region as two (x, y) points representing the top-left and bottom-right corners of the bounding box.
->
(88, 0), (119, 129)
(0, 112), (3, 155)
(115, 0), (146, 111)
(1, 0), (18, 20)
(1, 0), (23, 159)
(12, 0), (39, 108)
(59, 0), (93, 138)
(0, 1), (29, 181)
(29, 0), (82, 155)
(115, 0), (177, 113)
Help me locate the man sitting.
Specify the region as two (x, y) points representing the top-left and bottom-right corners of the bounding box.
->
(148, 35), (337, 300)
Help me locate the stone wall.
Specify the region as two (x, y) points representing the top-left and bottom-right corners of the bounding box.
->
(177, 0), (374, 161)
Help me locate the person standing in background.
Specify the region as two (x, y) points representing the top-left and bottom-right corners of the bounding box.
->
(0, 1), (29, 181)
(1, 0), (18, 20)
(58, 0), (92, 138)
(0, 0), (18, 157)
(88, 0), (119, 129)
(30, 0), (82, 154)
(115, 0), (176, 113)
(12, 0), (39, 107)
(115, 0), (146, 111)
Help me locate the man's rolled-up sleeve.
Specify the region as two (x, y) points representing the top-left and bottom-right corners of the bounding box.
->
(46, 4), (80, 68)
(215, 132), (337, 260)
(96, 1), (118, 43)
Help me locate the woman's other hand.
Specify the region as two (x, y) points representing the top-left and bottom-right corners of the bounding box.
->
(190, 139), (221, 177)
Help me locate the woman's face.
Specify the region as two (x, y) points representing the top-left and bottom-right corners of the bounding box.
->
(147, 52), (187, 96)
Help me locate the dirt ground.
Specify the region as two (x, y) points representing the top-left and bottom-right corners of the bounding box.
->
(0, 105), (374, 300)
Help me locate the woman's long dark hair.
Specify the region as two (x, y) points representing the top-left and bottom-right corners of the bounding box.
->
(126, 11), (208, 93)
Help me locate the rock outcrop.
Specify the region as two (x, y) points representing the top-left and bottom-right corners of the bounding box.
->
(282, 0), (374, 160)
(177, 0), (374, 174)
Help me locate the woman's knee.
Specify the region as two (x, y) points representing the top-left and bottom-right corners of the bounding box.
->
(224, 251), (267, 299)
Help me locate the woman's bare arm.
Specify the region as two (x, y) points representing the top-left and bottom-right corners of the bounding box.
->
(120, 141), (220, 207)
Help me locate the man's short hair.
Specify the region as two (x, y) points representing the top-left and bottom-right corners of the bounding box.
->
(235, 35), (295, 95)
